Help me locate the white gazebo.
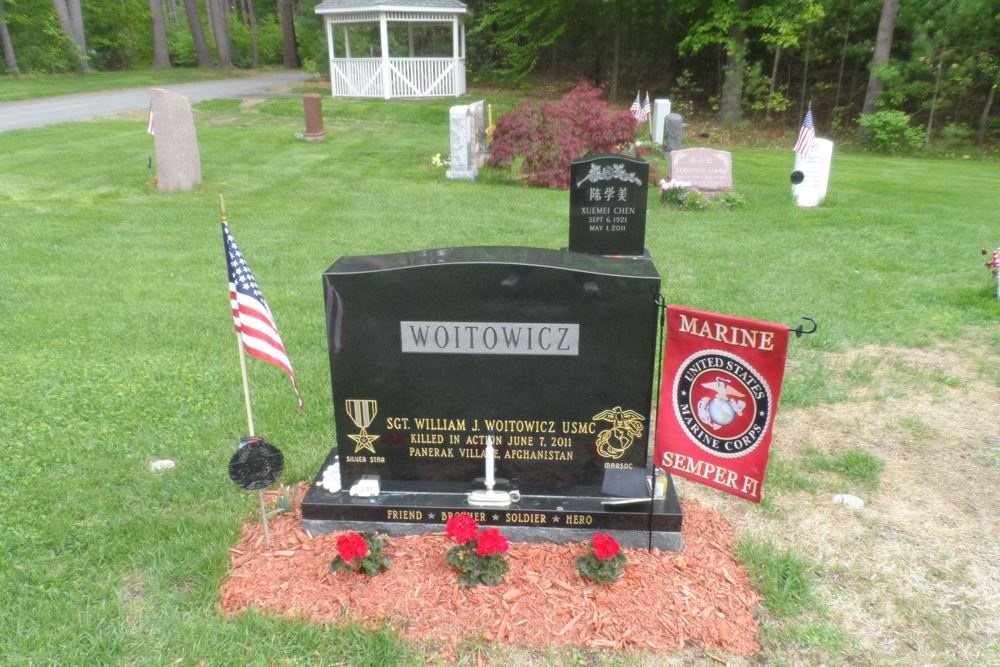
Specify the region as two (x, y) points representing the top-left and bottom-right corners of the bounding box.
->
(314, 0), (469, 99)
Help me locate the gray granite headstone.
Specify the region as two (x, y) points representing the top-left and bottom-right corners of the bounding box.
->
(149, 88), (202, 192)
(665, 113), (684, 153)
(670, 147), (731, 191)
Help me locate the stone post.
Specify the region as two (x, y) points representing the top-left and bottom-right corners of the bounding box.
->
(303, 94), (326, 142)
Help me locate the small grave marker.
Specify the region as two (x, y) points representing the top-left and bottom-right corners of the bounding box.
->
(791, 138), (833, 207)
(302, 94), (326, 141)
(446, 100), (488, 180)
(149, 88), (202, 192)
(652, 99), (671, 144)
(665, 113), (684, 152)
(669, 147), (732, 191)
(568, 155), (649, 256)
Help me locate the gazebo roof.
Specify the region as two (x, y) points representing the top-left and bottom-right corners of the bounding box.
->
(314, 0), (467, 14)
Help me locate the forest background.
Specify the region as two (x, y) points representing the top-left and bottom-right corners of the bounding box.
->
(0, 0), (997, 149)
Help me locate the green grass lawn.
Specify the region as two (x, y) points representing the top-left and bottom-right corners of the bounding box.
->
(0, 67), (260, 102)
(0, 91), (997, 665)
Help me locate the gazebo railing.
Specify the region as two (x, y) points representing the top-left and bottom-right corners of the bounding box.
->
(329, 57), (466, 98)
(330, 58), (383, 97)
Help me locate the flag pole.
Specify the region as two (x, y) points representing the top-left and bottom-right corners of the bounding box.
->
(222, 193), (272, 547)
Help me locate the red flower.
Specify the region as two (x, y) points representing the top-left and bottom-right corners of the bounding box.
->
(336, 532), (368, 562)
(475, 528), (509, 556)
(446, 513), (479, 544)
(591, 533), (621, 560)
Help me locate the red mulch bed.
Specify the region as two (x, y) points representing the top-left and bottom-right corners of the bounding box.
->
(220, 485), (761, 657)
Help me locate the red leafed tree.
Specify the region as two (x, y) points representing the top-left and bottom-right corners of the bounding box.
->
(488, 82), (636, 189)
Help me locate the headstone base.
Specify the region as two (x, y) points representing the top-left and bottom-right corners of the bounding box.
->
(302, 452), (684, 551)
(445, 167), (477, 180)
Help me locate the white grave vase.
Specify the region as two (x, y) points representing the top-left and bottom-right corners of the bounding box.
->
(792, 138), (833, 207)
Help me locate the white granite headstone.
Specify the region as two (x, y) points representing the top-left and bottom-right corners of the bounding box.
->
(670, 147), (732, 191)
(792, 138), (833, 207)
(446, 101), (488, 180)
(652, 99), (671, 144)
(149, 88), (202, 192)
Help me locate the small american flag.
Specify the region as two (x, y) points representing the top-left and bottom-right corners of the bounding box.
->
(146, 104), (155, 135)
(794, 107), (816, 157)
(630, 91), (642, 123)
(639, 92), (651, 122)
(223, 221), (303, 410)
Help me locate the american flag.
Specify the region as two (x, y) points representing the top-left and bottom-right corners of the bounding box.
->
(630, 91), (642, 123)
(223, 222), (303, 410)
(639, 92), (651, 123)
(794, 107), (816, 157)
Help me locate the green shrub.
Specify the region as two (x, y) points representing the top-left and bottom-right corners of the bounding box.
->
(938, 122), (973, 148)
(168, 28), (199, 68)
(857, 110), (923, 153)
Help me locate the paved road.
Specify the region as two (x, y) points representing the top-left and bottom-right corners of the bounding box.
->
(0, 71), (313, 133)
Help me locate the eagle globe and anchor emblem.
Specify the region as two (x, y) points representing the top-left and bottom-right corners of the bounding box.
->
(674, 349), (773, 457)
(696, 377), (747, 429)
(592, 406), (645, 459)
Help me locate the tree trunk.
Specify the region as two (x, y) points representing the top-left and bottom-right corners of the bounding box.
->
(977, 67), (999, 146)
(245, 0), (259, 68)
(765, 44), (781, 121)
(65, 0), (89, 71)
(924, 55), (943, 146)
(52, 0), (90, 72)
(833, 3), (854, 132)
(609, 0), (620, 101)
(207, 0), (233, 68)
(0, 0), (19, 75)
(718, 19), (746, 126)
(181, 0), (213, 68)
(859, 0), (899, 119)
(149, 0), (171, 69)
(165, 0), (179, 26)
(278, 0), (299, 69)
(798, 26), (812, 122)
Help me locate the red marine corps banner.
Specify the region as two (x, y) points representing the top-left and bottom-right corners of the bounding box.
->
(654, 306), (790, 502)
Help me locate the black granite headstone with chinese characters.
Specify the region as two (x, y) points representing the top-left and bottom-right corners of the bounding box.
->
(568, 155), (649, 256)
(301, 246), (682, 549)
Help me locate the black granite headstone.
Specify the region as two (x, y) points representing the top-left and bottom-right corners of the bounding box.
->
(568, 155), (649, 257)
(302, 246), (682, 549)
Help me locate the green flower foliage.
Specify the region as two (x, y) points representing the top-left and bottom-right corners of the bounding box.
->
(660, 186), (746, 211)
(330, 531), (393, 576)
(575, 551), (628, 584)
(445, 543), (509, 587)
